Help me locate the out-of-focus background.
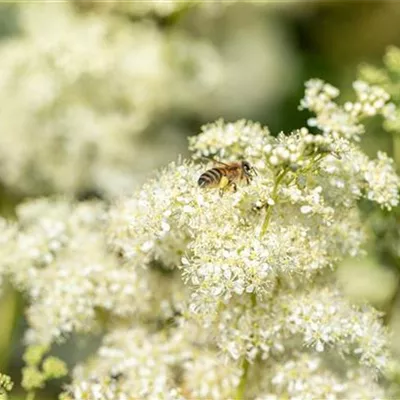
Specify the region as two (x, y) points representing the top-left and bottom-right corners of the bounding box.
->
(2, 1), (400, 398)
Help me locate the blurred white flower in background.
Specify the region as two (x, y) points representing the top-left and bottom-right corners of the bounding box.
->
(0, 4), (184, 196)
(0, 2), (298, 197)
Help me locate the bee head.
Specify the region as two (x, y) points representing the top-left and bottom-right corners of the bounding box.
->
(242, 161), (258, 179)
(242, 160), (256, 176)
(242, 160), (251, 172)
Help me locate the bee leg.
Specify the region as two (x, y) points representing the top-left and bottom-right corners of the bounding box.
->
(218, 176), (230, 196)
(220, 182), (235, 196)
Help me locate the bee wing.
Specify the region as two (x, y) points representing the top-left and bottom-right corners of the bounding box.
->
(198, 156), (231, 167)
(213, 160), (232, 167)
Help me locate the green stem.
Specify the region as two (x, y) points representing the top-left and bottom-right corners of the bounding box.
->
(251, 292), (257, 307)
(260, 170), (287, 237)
(393, 134), (400, 168)
(0, 285), (21, 372)
(383, 133), (400, 325)
(260, 205), (273, 238)
(383, 275), (400, 325)
(26, 392), (36, 400)
(234, 293), (257, 399)
(235, 358), (250, 400)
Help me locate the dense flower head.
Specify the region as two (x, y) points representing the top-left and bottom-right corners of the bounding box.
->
(0, 217), (17, 293)
(280, 287), (389, 370)
(358, 46), (400, 319)
(300, 79), (395, 141)
(0, 373), (13, 398)
(104, 77), (400, 398)
(2, 76), (399, 399)
(65, 327), (189, 399)
(359, 46), (400, 134)
(1, 198), (188, 346)
(111, 113), (399, 310)
(3, 199), (111, 343)
(185, 284), (390, 373)
(254, 352), (386, 400)
(182, 351), (241, 399)
(189, 119), (272, 163)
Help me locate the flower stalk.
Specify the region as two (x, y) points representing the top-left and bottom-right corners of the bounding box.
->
(235, 358), (250, 400)
(260, 168), (288, 237)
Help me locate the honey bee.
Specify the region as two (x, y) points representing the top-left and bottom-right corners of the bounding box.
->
(198, 160), (256, 193)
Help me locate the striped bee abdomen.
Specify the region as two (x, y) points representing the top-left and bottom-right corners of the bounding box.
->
(198, 168), (223, 188)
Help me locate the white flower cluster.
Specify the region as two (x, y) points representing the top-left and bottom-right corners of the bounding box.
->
(104, 77), (399, 396)
(0, 218), (16, 293)
(359, 45), (400, 133)
(256, 353), (386, 400)
(189, 119), (271, 161)
(182, 351), (242, 399)
(190, 120), (336, 177)
(189, 119), (399, 215)
(357, 47), (400, 297)
(1, 77), (399, 399)
(78, 0), (196, 18)
(299, 80), (399, 210)
(2, 200), (111, 343)
(281, 288), (389, 370)
(300, 79), (395, 141)
(0, 3), (222, 196)
(0, 198), (187, 345)
(65, 327), (188, 400)
(94, 0), (298, 121)
(363, 151), (400, 208)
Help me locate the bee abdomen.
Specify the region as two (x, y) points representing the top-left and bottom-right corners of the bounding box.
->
(198, 168), (223, 188)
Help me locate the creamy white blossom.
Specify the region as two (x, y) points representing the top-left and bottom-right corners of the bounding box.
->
(182, 351), (241, 399)
(254, 353), (386, 400)
(0, 4), (222, 196)
(65, 327), (189, 400)
(0, 218), (17, 293)
(2, 198), (188, 345)
(105, 79), (399, 396)
(359, 45), (400, 134)
(2, 76), (399, 399)
(300, 78), (395, 141)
